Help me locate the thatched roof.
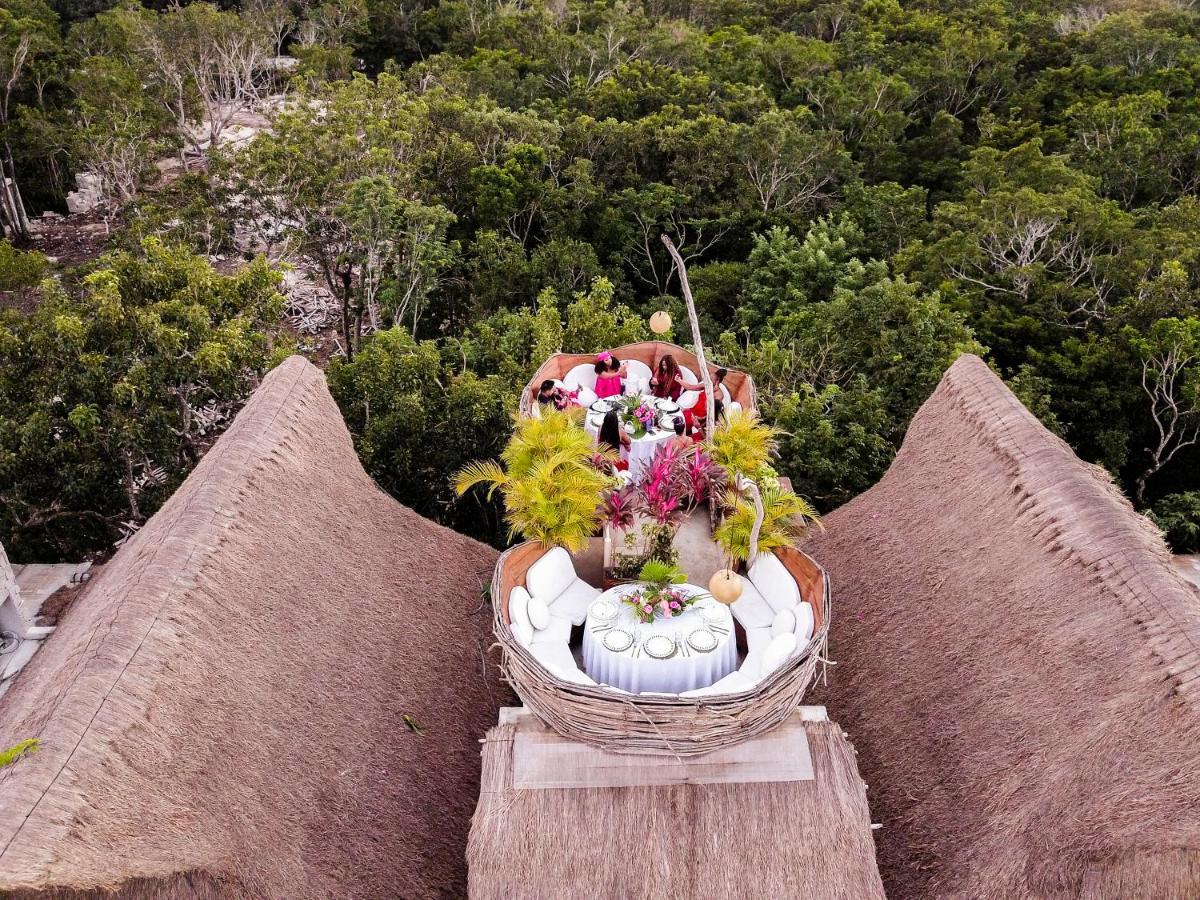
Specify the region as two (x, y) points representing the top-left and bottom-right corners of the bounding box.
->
(468, 709), (885, 899)
(805, 353), (1200, 898)
(0, 356), (507, 898)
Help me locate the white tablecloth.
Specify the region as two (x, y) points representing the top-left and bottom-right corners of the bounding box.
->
(582, 583), (737, 695)
(584, 396), (680, 481)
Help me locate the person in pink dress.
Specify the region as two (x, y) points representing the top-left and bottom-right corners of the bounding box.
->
(593, 352), (626, 399)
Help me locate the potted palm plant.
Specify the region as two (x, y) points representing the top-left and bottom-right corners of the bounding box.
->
(453, 410), (616, 552)
(714, 481), (822, 565)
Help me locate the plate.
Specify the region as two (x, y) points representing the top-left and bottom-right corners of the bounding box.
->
(590, 598), (619, 622)
(590, 399), (610, 413)
(589, 414), (605, 428)
(687, 629), (718, 652)
(698, 605), (726, 624)
(603, 628), (634, 652)
(642, 634), (676, 659)
(655, 399), (680, 413)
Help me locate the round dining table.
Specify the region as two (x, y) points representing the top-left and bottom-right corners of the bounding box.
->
(581, 582), (737, 695)
(583, 396), (684, 481)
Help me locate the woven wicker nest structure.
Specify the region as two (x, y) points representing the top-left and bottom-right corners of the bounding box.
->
(492, 541), (830, 757)
(518, 340), (758, 417)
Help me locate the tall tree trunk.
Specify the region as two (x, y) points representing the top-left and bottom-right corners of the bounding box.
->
(660, 234), (715, 429)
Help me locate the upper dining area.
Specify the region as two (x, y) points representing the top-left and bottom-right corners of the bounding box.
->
(456, 340), (830, 755)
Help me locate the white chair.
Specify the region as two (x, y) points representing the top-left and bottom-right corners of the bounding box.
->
(744, 626), (773, 655)
(748, 552), (801, 611)
(760, 632), (798, 677)
(729, 579), (774, 630)
(563, 363), (599, 391)
(528, 640), (595, 685)
(526, 547), (600, 625)
(680, 668), (760, 697)
(676, 365), (700, 410)
(623, 360), (653, 395)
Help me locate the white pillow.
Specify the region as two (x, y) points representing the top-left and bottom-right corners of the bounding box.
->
(749, 552), (801, 611)
(760, 633), (798, 677)
(527, 594), (550, 630)
(794, 601), (815, 645)
(770, 608), (796, 639)
(527, 548), (576, 602)
(508, 587), (534, 647)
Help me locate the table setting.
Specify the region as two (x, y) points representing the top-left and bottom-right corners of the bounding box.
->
(584, 395), (686, 481)
(581, 582), (737, 695)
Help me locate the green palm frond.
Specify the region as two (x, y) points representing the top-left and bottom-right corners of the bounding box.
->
(453, 408), (608, 550)
(714, 481), (822, 563)
(453, 460), (508, 498)
(705, 410), (779, 480)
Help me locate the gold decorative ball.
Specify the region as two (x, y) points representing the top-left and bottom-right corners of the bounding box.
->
(708, 569), (743, 605)
(649, 310), (672, 334)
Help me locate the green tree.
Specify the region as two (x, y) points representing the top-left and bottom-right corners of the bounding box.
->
(0, 239), (284, 559)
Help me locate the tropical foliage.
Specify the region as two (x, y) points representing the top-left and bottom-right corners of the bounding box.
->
(715, 482), (822, 564)
(704, 411), (779, 483)
(0, 738), (38, 770)
(453, 409), (614, 551)
(0, 239), (285, 558)
(8, 0), (1200, 553)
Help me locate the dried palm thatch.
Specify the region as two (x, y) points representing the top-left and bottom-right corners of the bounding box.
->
(0, 356), (509, 899)
(467, 711), (885, 899)
(492, 541), (830, 756)
(518, 341), (758, 417)
(806, 353), (1200, 899)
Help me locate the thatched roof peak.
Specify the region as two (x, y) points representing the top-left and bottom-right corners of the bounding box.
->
(806, 352), (1200, 898)
(0, 355), (506, 898)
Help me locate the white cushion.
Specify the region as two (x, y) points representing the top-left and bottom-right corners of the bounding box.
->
(770, 608), (796, 639)
(719, 383), (732, 405)
(528, 639), (577, 674)
(745, 626), (773, 655)
(568, 384), (597, 407)
(624, 360), (652, 387)
(729, 580), (774, 630)
(794, 601), (815, 646)
(527, 548), (577, 603)
(728, 400), (742, 414)
(547, 662), (597, 686)
(749, 552), (801, 612)
(676, 365), (700, 409)
(681, 668), (760, 697)
(563, 363), (599, 392)
(530, 614), (573, 644)
(527, 594), (550, 630)
(760, 632), (798, 677)
(550, 577), (600, 626)
(508, 587), (534, 647)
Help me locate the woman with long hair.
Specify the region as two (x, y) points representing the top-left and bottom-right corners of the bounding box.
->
(597, 410), (631, 470)
(684, 367), (727, 429)
(650, 354), (702, 401)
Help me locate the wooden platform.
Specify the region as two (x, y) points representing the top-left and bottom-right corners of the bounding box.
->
(499, 706), (825, 790)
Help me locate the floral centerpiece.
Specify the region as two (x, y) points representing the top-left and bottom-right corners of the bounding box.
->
(614, 394), (660, 438)
(622, 559), (702, 623)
